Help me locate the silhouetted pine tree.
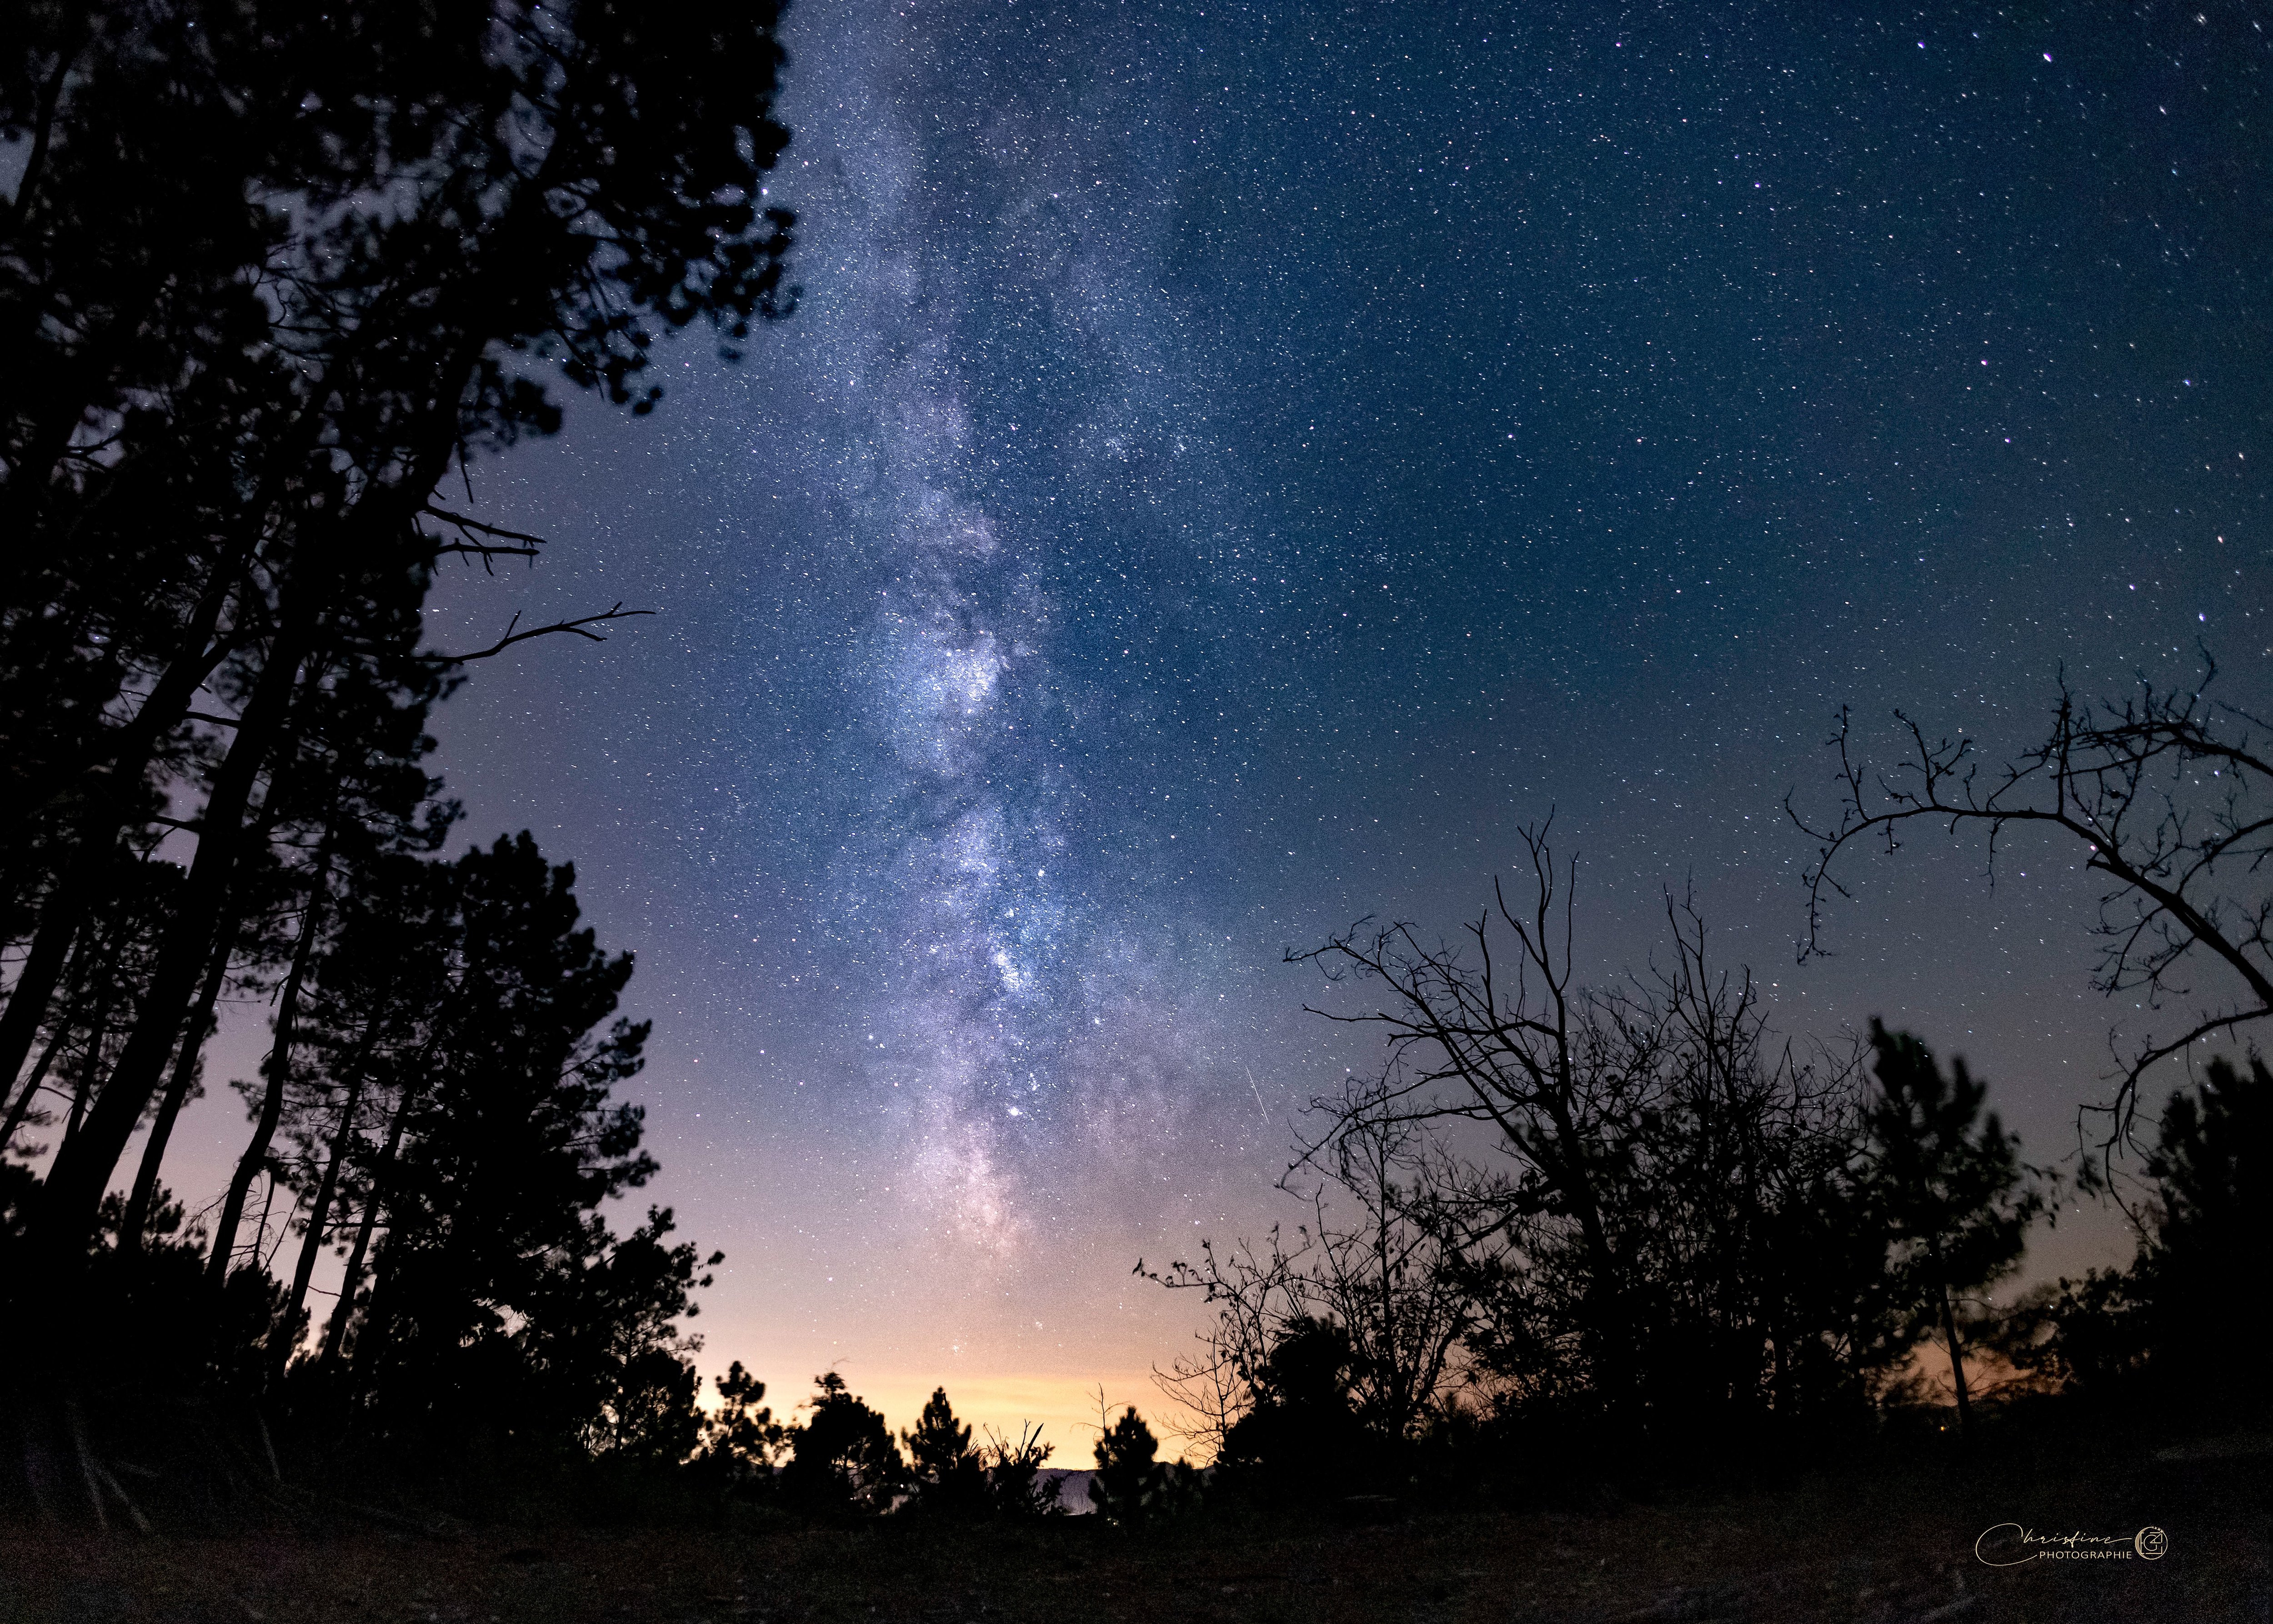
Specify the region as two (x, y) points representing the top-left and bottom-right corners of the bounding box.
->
(689, 1362), (785, 1495)
(1088, 1407), (1196, 1525)
(982, 1423), (1063, 1519)
(334, 835), (691, 1460)
(2133, 1054), (2266, 1403)
(4, 0), (796, 1310)
(781, 1374), (904, 1519)
(1862, 1023), (2044, 1437)
(903, 1387), (987, 1515)
(2008, 1056), (2268, 1413)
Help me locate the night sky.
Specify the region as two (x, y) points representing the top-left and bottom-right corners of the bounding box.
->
(260, 2), (2271, 1443)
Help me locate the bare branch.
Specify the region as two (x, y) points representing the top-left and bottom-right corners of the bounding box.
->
(1789, 657), (2271, 1150)
(426, 603), (655, 665)
(420, 504), (552, 572)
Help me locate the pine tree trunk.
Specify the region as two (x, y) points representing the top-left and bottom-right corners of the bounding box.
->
(1940, 1280), (1973, 1439)
(248, 1169), (281, 1272)
(319, 1068), (417, 1373)
(272, 1004), (386, 1377)
(0, 564), (242, 1088)
(57, 992), (112, 1156)
(25, 614), (307, 1286)
(0, 1011), (74, 1153)
(207, 827), (335, 1291)
(120, 930), (235, 1253)
(0, 846), (115, 1102)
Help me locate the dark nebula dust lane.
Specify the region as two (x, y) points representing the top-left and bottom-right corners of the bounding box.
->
(402, 2), (2269, 1425)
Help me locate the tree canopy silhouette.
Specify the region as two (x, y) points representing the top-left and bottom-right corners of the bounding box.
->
(1089, 1406), (1180, 1526)
(687, 1361), (786, 1496)
(1262, 828), (1898, 1463)
(0, 827), (728, 1517)
(1147, 835), (2090, 1489)
(902, 1386), (987, 1516)
(2, 0), (796, 1303)
(2, 0), (800, 1517)
(781, 1373), (904, 1519)
(2004, 1054), (2268, 1413)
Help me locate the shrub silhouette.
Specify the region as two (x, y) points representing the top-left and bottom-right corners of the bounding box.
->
(982, 1422), (1064, 1520)
(1216, 1317), (1387, 1501)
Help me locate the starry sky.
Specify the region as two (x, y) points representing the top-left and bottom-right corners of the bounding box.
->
(372, 1), (2269, 1444)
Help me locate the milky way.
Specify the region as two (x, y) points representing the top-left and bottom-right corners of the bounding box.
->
(394, 1), (2270, 1424)
(777, 0), (1268, 1263)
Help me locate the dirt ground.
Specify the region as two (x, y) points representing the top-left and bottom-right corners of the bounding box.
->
(1, 1440), (2263, 1624)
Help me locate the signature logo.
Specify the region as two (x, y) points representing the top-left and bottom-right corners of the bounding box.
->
(1975, 1523), (2170, 1566)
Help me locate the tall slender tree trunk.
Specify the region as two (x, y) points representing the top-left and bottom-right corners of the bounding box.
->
(319, 1075), (416, 1374)
(57, 993), (112, 1155)
(0, 635), (123, 937)
(0, 562), (242, 1087)
(26, 613), (308, 1284)
(1543, 1092), (1638, 1441)
(0, 845), (119, 1103)
(0, 1013), (74, 1153)
(272, 1004), (387, 1378)
(256, 1173), (285, 1268)
(0, 914), (93, 1148)
(119, 930), (235, 1253)
(207, 826), (335, 1291)
(1939, 1280), (1973, 1439)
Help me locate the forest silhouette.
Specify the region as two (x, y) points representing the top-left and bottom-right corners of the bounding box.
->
(2, 0), (2266, 1550)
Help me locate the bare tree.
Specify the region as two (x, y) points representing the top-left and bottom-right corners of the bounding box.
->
(1147, 1325), (1252, 1465)
(1142, 1234), (1300, 1462)
(1142, 1108), (1472, 1460)
(1275, 829), (1890, 1444)
(1789, 655), (2271, 1148)
(1279, 824), (1658, 1420)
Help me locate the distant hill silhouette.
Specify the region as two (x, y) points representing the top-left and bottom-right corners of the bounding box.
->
(1037, 1468), (1096, 1514)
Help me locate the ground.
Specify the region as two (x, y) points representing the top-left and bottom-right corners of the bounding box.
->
(1, 1436), (2263, 1623)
